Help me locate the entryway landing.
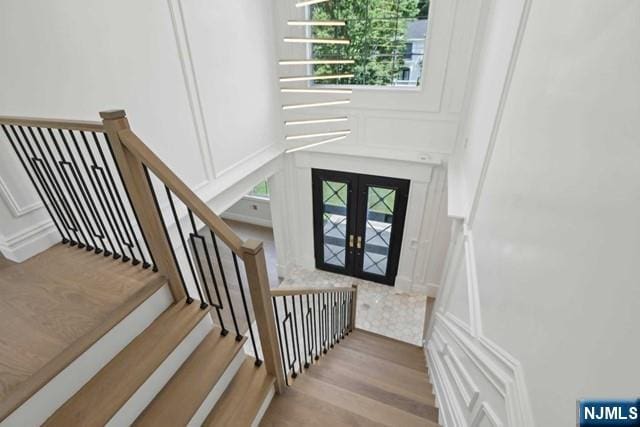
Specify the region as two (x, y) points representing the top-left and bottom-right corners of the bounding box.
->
(280, 267), (427, 346)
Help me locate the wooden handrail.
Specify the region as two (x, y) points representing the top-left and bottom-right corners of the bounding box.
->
(271, 286), (356, 297)
(116, 128), (244, 256)
(0, 115), (104, 132)
(105, 110), (286, 393)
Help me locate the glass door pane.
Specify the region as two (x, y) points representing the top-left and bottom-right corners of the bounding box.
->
(322, 180), (349, 267)
(362, 186), (396, 276)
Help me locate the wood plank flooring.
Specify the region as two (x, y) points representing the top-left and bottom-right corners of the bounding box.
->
(260, 329), (438, 427)
(0, 244), (165, 420)
(0, 255), (15, 271)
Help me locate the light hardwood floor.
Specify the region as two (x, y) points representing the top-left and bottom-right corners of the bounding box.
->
(0, 255), (15, 271)
(0, 244), (165, 420)
(260, 329), (438, 427)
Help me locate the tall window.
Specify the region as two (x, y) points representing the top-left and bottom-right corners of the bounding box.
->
(249, 180), (270, 199)
(310, 0), (430, 87)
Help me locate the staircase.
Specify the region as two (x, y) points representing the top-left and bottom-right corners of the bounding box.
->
(0, 110), (437, 426)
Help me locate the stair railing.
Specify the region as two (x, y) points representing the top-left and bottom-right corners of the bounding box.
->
(270, 285), (358, 384)
(0, 110), (286, 393)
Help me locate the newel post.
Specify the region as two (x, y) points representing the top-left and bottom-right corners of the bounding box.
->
(241, 239), (286, 393)
(100, 109), (186, 302)
(350, 284), (358, 332)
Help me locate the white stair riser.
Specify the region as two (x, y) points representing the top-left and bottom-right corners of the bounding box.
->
(251, 385), (276, 427)
(106, 312), (214, 426)
(2, 285), (173, 427)
(188, 347), (247, 426)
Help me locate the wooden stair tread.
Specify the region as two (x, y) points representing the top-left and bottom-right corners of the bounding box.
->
(0, 242), (166, 421)
(341, 329), (427, 372)
(134, 329), (247, 426)
(261, 327), (437, 426)
(44, 301), (209, 427)
(203, 357), (274, 426)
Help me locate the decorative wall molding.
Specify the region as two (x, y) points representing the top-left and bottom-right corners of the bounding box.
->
(426, 225), (535, 426)
(427, 345), (466, 427)
(444, 348), (480, 410)
(0, 219), (58, 262)
(0, 175), (42, 217)
(471, 402), (503, 427)
(166, 0), (216, 179)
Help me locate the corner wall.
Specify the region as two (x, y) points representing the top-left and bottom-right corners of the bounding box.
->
(429, 0), (640, 426)
(0, 0), (283, 260)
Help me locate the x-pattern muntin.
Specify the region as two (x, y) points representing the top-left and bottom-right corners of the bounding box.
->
(323, 181), (347, 207)
(365, 220), (391, 247)
(364, 251), (387, 275)
(369, 187), (395, 214)
(323, 213), (347, 239)
(324, 243), (346, 266)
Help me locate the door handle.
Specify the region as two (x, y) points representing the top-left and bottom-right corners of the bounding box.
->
(349, 234), (354, 248)
(356, 236), (362, 249)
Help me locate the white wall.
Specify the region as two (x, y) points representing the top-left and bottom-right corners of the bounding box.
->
(0, 0), (283, 260)
(429, 0), (640, 426)
(270, 150), (450, 295)
(273, 0), (484, 161)
(222, 196), (272, 228)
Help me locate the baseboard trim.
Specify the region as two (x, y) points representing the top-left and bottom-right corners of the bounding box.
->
(221, 212), (272, 228)
(2, 284), (173, 426)
(0, 219), (58, 262)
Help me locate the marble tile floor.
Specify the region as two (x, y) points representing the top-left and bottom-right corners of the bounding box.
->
(279, 267), (427, 346)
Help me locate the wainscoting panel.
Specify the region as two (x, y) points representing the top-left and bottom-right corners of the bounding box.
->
(426, 221), (533, 426)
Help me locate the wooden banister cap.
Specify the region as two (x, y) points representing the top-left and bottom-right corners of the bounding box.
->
(241, 239), (264, 255)
(100, 109), (127, 120)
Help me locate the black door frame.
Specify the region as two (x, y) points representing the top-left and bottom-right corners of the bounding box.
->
(312, 168), (410, 286)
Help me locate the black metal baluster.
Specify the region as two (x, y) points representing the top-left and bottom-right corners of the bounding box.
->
(304, 294), (312, 368)
(291, 295), (303, 373)
(282, 296), (297, 378)
(2, 125), (69, 242)
(188, 211), (227, 331)
(71, 131), (116, 257)
(166, 188), (207, 309)
(93, 133), (136, 263)
(35, 127), (93, 250)
(323, 293), (329, 354)
(232, 253), (261, 366)
(210, 232), (242, 340)
(104, 134), (153, 267)
(346, 291), (351, 334)
(80, 132), (126, 258)
(45, 128), (97, 252)
(331, 292), (338, 348)
(144, 167), (192, 303)
(21, 126), (83, 246)
(339, 292), (346, 339)
(313, 293), (320, 361)
(272, 297), (289, 386)
(59, 130), (108, 255)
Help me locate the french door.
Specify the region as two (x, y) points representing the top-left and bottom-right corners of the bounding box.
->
(312, 169), (410, 286)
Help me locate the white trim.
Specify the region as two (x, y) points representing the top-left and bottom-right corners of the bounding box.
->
(106, 313), (214, 426)
(466, 0), (534, 226)
(0, 219), (58, 262)
(251, 384), (275, 427)
(0, 175), (42, 217)
(221, 212), (272, 229)
(471, 402), (503, 427)
(444, 349), (480, 410)
(427, 344), (466, 427)
(188, 347), (247, 426)
(166, 0), (216, 179)
(2, 285), (173, 427)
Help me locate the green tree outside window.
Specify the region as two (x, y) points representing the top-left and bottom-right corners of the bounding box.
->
(310, 0), (429, 86)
